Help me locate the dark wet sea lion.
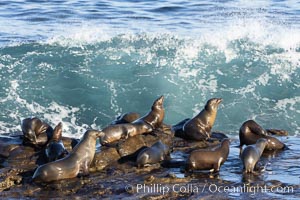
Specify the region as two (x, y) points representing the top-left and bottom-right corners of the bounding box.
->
(239, 120), (286, 152)
(136, 140), (169, 168)
(111, 112), (140, 125)
(32, 130), (102, 182)
(241, 138), (268, 173)
(182, 98), (222, 141)
(185, 138), (230, 172)
(99, 122), (152, 146)
(132, 95), (165, 129)
(45, 122), (68, 162)
(21, 117), (53, 147)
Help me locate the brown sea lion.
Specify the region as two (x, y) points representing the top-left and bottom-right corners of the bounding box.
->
(45, 122), (68, 162)
(241, 138), (268, 173)
(99, 123), (152, 146)
(182, 98), (222, 141)
(185, 138), (230, 172)
(32, 130), (102, 182)
(136, 140), (169, 168)
(132, 95), (165, 129)
(239, 120), (286, 153)
(21, 117), (53, 147)
(111, 112), (140, 125)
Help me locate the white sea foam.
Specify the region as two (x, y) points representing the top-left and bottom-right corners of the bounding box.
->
(275, 97), (300, 112)
(0, 80), (97, 138)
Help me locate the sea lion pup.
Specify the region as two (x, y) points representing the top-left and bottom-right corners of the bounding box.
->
(241, 138), (268, 173)
(182, 98), (222, 141)
(185, 138), (230, 173)
(239, 120), (286, 153)
(99, 122), (152, 146)
(45, 122), (68, 162)
(111, 112), (140, 125)
(136, 140), (169, 168)
(21, 117), (53, 147)
(32, 130), (102, 182)
(132, 95), (165, 129)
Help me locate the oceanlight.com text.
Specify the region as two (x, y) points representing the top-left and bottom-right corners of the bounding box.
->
(125, 183), (294, 196)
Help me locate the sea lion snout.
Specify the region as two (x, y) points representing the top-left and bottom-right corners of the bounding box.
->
(216, 98), (223, 104)
(154, 95), (164, 106)
(211, 98), (222, 105)
(95, 131), (105, 138)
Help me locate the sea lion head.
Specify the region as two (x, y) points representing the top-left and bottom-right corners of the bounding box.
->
(205, 98), (222, 111)
(85, 130), (104, 139)
(256, 138), (268, 148)
(21, 118), (37, 143)
(152, 95), (164, 110)
(221, 138), (230, 147)
(31, 118), (46, 134)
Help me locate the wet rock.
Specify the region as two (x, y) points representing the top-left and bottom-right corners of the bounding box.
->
(172, 137), (221, 153)
(117, 135), (147, 158)
(91, 147), (121, 171)
(0, 168), (24, 192)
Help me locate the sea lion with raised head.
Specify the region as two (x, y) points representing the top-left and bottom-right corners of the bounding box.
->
(182, 98), (222, 141)
(21, 117), (53, 147)
(32, 130), (102, 182)
(45, 122), (68, 162)
(136, 140), (169, 168)
(185, 138), (230, 173)
(241, 138), (268, 173)
(239, 120), (286, 152)
(132, 95), (165, 129)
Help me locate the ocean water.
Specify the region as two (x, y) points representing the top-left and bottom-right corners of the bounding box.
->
(0, 0), (299, 137)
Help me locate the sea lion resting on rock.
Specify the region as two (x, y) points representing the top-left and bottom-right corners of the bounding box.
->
(241, 138), (268, 173)
(45, 122), (68, 162)
(181, 98), (222, 141)
(136, 140), (169, 168)
(99, 122), (152, 146)
(32, 130), (102, 182)
(21, 117), (53, 147)
(239, 120), (287, 153)
(185, 138), (230, 173)
(111, 112), (140, 125)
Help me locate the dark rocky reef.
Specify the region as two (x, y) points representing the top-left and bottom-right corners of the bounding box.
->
(0, 118), (297, 199)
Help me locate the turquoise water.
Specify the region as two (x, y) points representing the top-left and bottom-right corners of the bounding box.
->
(0, 0), (299, 137)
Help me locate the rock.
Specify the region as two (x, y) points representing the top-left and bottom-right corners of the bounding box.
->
(172, 137), (221, 153)
(91, 147), (121, 171)
(117, 135), (146, 158)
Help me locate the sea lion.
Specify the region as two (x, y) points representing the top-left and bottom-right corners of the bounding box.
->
(182, 98), (222, 141)
(21, 117), (53, 147)
(45, 122), (68, 162)
(185, 138), (230, 173)
(111, 112), (140, 125)
(99, 123), (152, 146)
(136, 140), (169, 168)
(132, 95), (165, 129)
(32, 130), (102, 182)
(239, 120), (286, 152)
(241, 138), (268, 173)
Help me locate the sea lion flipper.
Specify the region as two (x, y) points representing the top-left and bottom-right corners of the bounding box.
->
(52, 122), (63, 141)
